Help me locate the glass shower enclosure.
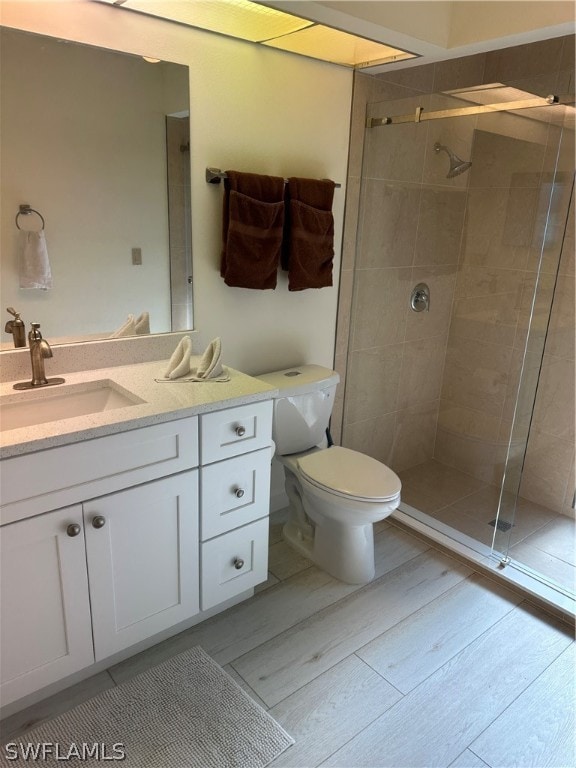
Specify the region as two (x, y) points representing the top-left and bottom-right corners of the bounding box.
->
(341, 83), (575, 609)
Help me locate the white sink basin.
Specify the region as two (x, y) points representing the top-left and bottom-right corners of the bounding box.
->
(0, 379), (145, 432)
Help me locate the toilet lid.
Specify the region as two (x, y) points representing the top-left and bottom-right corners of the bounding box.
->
(297, 447), (401, 502)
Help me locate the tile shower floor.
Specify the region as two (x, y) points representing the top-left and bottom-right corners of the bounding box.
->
(398, 459), (576, 595)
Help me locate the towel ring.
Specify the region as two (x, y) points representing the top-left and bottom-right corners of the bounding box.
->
(15, 204), (45, 231)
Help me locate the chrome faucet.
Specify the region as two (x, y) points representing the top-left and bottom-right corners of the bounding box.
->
(29, 323), (53, 385)
(13, 323), (65, 390)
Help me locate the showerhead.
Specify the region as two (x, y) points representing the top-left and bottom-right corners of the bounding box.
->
(434, 142), (472, 178)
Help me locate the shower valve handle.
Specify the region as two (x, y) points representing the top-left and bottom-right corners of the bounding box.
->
(410, 283), (430, 312)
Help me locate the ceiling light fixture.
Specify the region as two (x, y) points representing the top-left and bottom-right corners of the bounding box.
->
(94, 0), (417, 69)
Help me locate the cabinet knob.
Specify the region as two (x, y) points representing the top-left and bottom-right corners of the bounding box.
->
(233, 557), (245, 570)
(234, 425), (246, 437)
(234, 487), (245, 499)
(92, 515), (106, 529)
(66, 523), (81, 537)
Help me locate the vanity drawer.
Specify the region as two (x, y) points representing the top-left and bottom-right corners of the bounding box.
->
(200, 447), (272, 541)
(0, 417), (199, 525)
(200, 401), (273, 464)
(200, 517), (268, 610)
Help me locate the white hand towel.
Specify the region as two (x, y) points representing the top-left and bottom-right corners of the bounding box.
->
(194, 337), (224, 379)
(155, 337), (230, 383)
(163, 335), (192, 379)
(135, 312), (150, 335)
(19, 230), (53, 290)
(186, 369), (230, 382)
(109, 314), (136, 338)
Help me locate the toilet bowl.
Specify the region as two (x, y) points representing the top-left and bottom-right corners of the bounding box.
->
(257, 365), (402, 584)
(281, 446), (401, 583)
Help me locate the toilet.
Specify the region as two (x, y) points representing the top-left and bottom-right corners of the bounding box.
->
(257, 364), (401, 584)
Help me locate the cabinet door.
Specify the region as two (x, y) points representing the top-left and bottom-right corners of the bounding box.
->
(0, 507), (94, 707)
(84, 472), (199, 661)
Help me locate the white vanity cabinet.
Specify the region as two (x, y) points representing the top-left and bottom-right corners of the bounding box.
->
(0, 473), (198, 706)
(0, 418), (200, 708)
(0, 397), (274, 712)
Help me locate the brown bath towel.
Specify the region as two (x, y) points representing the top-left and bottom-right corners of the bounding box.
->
(220, 170), (285, 289)
(284, 177), (336, 291)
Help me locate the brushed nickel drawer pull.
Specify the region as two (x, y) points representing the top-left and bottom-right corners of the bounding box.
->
(92, 515), (106, 529)
(234, 487), (245, 498)
(66, 523), (81, 537)
(234, 425), (246, 437)
(233, 557), (244, 570)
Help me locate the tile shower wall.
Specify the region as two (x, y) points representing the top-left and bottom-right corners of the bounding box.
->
(435, 124), (573, 489)
(335, 35), (575, 513)
(520, 191), (575, 516)
(341, 97), (468, 472)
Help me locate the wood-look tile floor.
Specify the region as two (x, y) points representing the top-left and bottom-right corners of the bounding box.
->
(399, 459), (576, 595)
(2, 516), (575, 768)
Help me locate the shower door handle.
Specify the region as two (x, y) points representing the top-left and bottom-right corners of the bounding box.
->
(410, 283), (430, 312)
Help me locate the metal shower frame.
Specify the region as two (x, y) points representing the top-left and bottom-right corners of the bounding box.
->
(367, 93), (573, 128)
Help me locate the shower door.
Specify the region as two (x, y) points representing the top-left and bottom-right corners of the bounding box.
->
(490, 114), (575, 594)
(344, 81), (574, 598)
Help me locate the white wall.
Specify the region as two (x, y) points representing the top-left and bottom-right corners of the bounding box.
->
(0, 0), (352, 375)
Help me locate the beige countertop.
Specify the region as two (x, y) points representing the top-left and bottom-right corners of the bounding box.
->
(0, 358), (277, 459)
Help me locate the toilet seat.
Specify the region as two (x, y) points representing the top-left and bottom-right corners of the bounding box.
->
(297, 446), (401, 503)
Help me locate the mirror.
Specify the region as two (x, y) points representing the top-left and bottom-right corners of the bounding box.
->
(0, 27), (193, 349)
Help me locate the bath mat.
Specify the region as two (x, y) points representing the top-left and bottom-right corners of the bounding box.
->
(0, 646), (294, 767)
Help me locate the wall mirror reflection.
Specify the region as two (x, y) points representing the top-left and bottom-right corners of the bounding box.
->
(0, 27), (193, 349)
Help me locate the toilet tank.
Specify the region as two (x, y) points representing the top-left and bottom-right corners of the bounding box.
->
(257, 365), (340, 455)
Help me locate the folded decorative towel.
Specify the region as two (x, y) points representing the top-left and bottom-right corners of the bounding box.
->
(162, 335), (193, 379)
(109, 314), (136, 338)
(155, 371), (230, 383)
(220, 171), (285, 290)
(155, 337), (230, 383)
(135, 312), (150, 335)
(19, 230), (53, 290)
(189, 337), (228, 381)
(283, 177), (335, 291)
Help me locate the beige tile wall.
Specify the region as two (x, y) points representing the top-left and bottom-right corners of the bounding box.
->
(337, 85), (469, 472)
(435, 127), (573, 490)
(521, 192), (575, 516)
(334, 34), (575, 513)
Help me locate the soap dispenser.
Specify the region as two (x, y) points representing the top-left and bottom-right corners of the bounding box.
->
(5, 307), (26, 348)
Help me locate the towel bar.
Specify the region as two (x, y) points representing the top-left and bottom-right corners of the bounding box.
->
(206, 167), (341, 188)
